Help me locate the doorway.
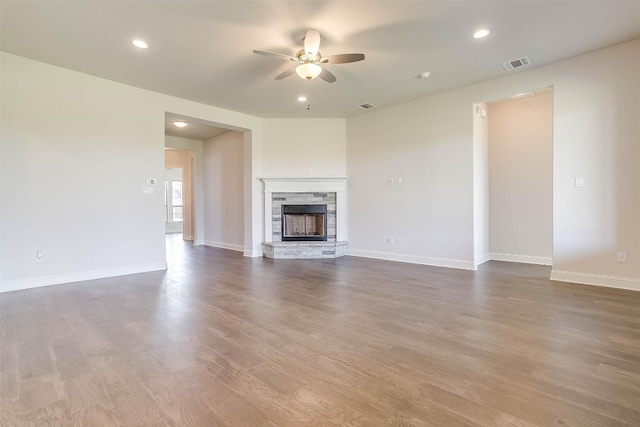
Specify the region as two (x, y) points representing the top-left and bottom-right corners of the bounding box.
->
(164, 167), (183, 234)
(163, 112), (250, 268)
(165, 148), (195, 241)
(473, 87), (554, 268)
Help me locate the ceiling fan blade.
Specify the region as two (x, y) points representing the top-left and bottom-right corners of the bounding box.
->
(253, 50), (297, 62)
(275, 67), (297, 80)
(322, 53), (365, 64)
(319, 68), (337, 83)
(303, 30), (321, 56)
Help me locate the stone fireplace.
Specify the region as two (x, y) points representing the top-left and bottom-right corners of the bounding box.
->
(261, 178), (347, 259)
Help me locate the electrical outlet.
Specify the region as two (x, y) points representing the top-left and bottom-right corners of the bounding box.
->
(575, 177), (584, 188)
(146, 178), (157, 186)
(35, 250), (44, 263)
(617, 252), (627, 263)
(386, 237), (394, 245)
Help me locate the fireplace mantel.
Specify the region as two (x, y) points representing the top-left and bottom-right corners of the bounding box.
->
(261, 177), (347, 243)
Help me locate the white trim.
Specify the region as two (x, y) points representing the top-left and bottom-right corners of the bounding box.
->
(243, 249), (262, 258)
(0, 262), (167, 293)
(165, 224), (183, 233)
(204, 240), (244, 252)
(193, 239), (205, 246)
(474, 253), (491, 268)
(347, 249), (475, 270)
(550, 270), (640, 291)
(490, 253), (552, 266)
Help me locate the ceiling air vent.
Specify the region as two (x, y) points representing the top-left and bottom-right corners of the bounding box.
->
(358, 103), (375, 110)
(502, 56), (531, 71)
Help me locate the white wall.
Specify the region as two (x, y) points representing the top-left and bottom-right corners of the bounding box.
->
(203, 131), (244, 251)
(489, 92), (553, 264)
(2, 38), (638, 292)
(347, 91), (476, 269)
(473, 103), (490, 267)
(261, 118), (347, 178)
(347, 39), (640, 289)
(0, 52), (263, 292)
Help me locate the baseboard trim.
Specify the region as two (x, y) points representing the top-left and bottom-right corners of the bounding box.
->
(490, 253), (552, 266)
(243, 249), (263, 258)
(474, 253), (491, 268)
(347, 249), (475, 270)
(551, 270), (640, 291)
(204, 240), (244, 252)
(0, 262), (168, 293)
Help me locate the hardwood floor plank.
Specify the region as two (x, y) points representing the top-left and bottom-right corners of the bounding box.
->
(61, 371), (109, 412)
(144, 373), (228, 427)
(18, 375), (63, 415)
(50, 338), (91, 381)
(16, 341), (54, 382)
(74, 401), (127, 427)
(384, 399), (485, 427)
(109, 388), (164, 427)
(0, 341), (17, 373)
(19, 400), (78, 426)
(0, 235), (638, 425)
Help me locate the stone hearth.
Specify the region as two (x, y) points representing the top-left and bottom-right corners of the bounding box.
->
(262, 241), (348, 259)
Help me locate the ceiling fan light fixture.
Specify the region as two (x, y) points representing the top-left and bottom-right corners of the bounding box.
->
(296, 63), (322, 80)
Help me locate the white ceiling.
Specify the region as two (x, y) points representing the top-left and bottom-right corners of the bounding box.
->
(2, 1), (639, 118)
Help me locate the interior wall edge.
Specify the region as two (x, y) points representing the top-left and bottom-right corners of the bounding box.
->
(0, 262), (167, 293)
(347, 249), (475, 270)
(550, 270), (640, 291)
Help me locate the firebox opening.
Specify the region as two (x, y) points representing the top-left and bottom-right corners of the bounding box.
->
(282, 205), (328, 241)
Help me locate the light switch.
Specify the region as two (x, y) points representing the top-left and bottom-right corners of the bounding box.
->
(575, 178), (584, 188)
(142, 186), (154, 195)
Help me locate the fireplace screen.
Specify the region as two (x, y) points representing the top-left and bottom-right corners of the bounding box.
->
(282, 205), (327, 241)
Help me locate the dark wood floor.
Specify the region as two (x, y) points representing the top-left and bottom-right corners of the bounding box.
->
(1, 234), (639, 426)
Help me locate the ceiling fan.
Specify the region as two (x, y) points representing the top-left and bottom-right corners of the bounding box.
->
(253, 29), (365, 83)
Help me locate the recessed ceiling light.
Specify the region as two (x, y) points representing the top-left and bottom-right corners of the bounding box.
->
(473, 29), (490, 39)
(172, 120), (188, 128)
(419, 71), (431, 79)
(297, 96), (307, 102)
(132, 39), (149, 49)
(510, 91), (536, 101)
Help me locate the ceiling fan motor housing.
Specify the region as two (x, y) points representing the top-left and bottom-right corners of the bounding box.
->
(296, 49), (321, 64)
